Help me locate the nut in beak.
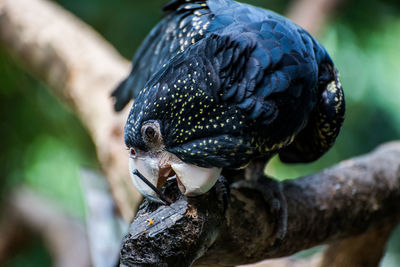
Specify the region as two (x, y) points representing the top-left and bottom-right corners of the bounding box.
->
(129, 152), (222, 203)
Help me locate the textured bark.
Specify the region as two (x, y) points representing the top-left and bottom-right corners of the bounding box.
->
(0, 0), (137, 221)
(120, 178), (230, 267)
(120, 142), (400, 266)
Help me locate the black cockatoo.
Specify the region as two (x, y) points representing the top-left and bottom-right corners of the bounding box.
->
(112, 0), (345, 202)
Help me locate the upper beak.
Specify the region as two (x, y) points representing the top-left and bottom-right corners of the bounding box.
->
(170, 162), (221, 196)
(129, 153), (221, 202)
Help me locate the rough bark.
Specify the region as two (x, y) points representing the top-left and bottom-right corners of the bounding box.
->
(120, 142), (400, 266)
(0, 0), (137, 221)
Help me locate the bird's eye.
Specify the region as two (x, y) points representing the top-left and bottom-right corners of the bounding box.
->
(145, 126), (156, 140)
(129, 148), (136, 158)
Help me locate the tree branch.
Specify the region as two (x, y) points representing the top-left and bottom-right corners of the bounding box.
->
(0, 0), (138, 221)
(319, 222), (397, 267)
(120, 142), (400, 266)
(287, 0), (343, 35)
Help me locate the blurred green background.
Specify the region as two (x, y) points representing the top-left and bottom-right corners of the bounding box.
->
(1, 0), (400, 266)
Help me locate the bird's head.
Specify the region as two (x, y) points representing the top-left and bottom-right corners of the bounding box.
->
(124, 59), (256, 202)
(126, 119), (222, 203)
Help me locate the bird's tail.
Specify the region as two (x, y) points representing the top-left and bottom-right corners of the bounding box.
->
(163, 0), (207, 13)
(279, 64), (345, 163)
(111, 76), (134, 112)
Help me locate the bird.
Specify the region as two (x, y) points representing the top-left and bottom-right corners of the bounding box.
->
(112, 0), (345, 203)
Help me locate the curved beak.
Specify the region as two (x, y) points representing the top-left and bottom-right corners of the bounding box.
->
(170, 162), (221, 196)
(129, 156), (162, 203)
(129, 154), (221, 202)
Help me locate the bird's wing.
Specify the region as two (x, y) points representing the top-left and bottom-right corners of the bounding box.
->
(278, 63), (345, 163)
(212, 21), (322, 127)
(127, 28), (318, 167)
(112, 0), (213, 111)
(126, 3), (344, 166)
(133, 22), (320, 138)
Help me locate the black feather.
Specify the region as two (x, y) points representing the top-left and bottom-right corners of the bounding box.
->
(122, 0), (345, 168)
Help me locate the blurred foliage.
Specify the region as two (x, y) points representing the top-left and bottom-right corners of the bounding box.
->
(1, 0), (400, 266)
(0, 49), (97, 219)
(3, 237), (52, 267)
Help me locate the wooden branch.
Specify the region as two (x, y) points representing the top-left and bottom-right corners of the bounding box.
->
(319, 222), (397, 267)
(237, 254), (323, 267)
(120, 142), (400, 266)
(287, 0), (343, 35)
(242, 222), (397, 267)
(0, 0), (138, 221)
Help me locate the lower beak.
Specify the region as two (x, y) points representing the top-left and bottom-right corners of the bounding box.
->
(129, 156), (162, 203)
(129, 156), (221, 202)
